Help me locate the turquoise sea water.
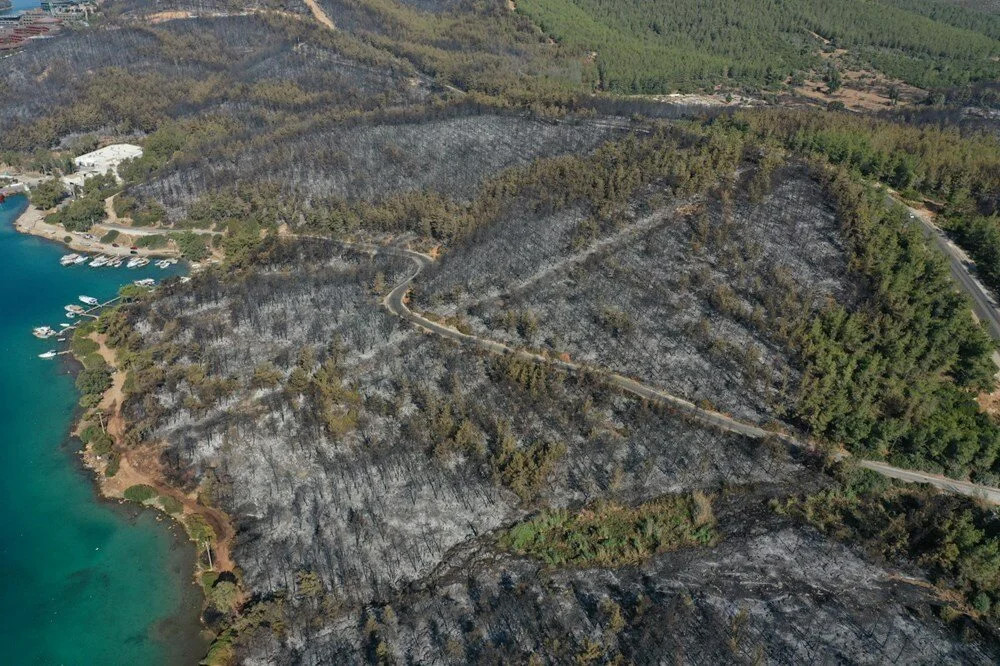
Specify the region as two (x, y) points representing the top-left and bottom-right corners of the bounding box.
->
(0, 195), (204, 664)
(1, 0), (39, 16)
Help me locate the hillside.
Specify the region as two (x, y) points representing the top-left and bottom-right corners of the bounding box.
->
(4, 0), (1000, 663)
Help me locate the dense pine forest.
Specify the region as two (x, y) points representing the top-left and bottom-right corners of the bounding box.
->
(516, 0), (1000, 91)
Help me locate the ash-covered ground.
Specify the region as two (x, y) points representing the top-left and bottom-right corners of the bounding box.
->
(419, 165), (857, 423)
(118, 219), (993, 663)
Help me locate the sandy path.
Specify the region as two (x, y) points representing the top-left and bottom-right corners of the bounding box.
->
(82, 333), (237, 573)
(303, 0), (336, 29)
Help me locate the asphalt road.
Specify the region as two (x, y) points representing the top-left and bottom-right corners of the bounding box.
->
(373, 244), (1000, 504)
(896, 197), (1000, 341)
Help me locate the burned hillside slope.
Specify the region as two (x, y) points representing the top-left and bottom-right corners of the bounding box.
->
(243, 514), (998, 665)
(106, 235), (1000, 664)
(117, 239), (812, 604)
(418, 165), (857, 423)
(133, 115), (623, 218)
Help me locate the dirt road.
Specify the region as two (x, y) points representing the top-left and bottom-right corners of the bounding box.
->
(303, 0), (335, 29)
(372, 243), (1000, 505)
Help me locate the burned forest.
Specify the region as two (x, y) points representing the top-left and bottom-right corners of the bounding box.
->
(6, 0), (1000, 664)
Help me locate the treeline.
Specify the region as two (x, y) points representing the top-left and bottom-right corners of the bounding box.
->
(794, 167), (1000, 479)
(297, 123), (746, 241)
(777, 463), (1000, 628)
(725, 109), (1000, 216)
(150, 121), (747, 243)
(515, 0), (1000, 92)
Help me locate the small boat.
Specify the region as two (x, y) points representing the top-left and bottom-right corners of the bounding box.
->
(65, 304), (85, 314)
(73, 255), (88, 264)
(79, 295), (99, 306)
(60, 253), (80, 266)
(32, 326), (56, 339)
(133, 278), (156, 287)
(66, 312), (76, 319)
(89, 255), (109, 267)
(109, 257), (124, 267)
(59, 323), (71, 328)
(127, 256), (149, 268)
(38, 350), (57, 359)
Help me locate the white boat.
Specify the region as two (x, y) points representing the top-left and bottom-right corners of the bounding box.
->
(59, 323), (71, 328)
(73, 255), (88, 264)
(32, 326), (56, 339)
(133, 278), (156, 287)
(60, 253), (80, 266)
(109, 258), (124, 267)
(89, 255), (110, 267)
(78, 295), (99, 306)
(38, 350), (57, 359)
(65, 304), (85, 314)
(66, 312), (76, 319)
(127, 257), (149, 268)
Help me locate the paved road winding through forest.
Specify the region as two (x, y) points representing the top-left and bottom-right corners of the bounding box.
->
(895, 196), (1000, 342)
(368, 242), (1000, 504)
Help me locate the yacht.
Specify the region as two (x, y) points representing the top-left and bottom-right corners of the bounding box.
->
(89, 255), (110, 267)
(127, 256), (149, 268)
(60, 253), (80, 266)
(38, 350), (57, 359)
(73, 255), (88, 264)
(65, 304), (85, 314)
(32, 326), (56, 339)
(78, 295), (99, 306)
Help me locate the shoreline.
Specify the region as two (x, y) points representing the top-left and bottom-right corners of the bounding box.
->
(58, 390), (213, 664)
(63, 293), (238, 660)
(74, 331), (238, 574)
(12, 196), (184, 259)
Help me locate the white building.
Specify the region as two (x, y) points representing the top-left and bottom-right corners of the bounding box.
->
(62, 143), (143, 188)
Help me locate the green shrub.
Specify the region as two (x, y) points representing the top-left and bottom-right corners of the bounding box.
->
(76, 367), (111, 395)
(501, 493), (716, 567)
(82, 353), (106, 371)
(136, 234), (167, 249)
(79, 393), (102, 409)
(123, 484), (157, 503)
(100, 229), (120, 244)
(159, 495), (184, 514)
(172, 231), (209, 261)
(30, 178), (67, 210)
(184, 514), (215, 543)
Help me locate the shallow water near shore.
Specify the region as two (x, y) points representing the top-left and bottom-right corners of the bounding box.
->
(0, 195), (205, 664)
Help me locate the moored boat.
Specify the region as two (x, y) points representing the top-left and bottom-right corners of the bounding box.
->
(133, 278), (156, 287)
(32, 326), (56, 339)
(127, 256), (149, 268)
(89, 255), (109, 267)
(73, 255), (88, 264)
(78, 295), (99, 306)
(38, 350), (57, 359)
(60, 253), (80, 266)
